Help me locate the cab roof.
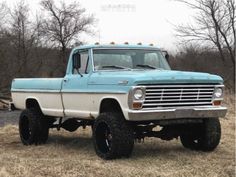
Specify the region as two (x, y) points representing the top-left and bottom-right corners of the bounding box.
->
(74, 44), (161, 50)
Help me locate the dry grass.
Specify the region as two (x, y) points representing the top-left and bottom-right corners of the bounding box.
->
(0, 101), (8, 110)
(0, 96), (235, 177)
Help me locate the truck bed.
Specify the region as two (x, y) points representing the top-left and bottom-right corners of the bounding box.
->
(11, 78), (64, 117)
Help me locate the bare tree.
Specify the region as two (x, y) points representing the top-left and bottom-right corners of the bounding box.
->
(9, 0), (43, 76)
(40, 0), (95, 64)
(0, 2), (7, 31)
(0, 2), (11, 95)
(0, 2), (8, 47)
(175, 0), (235, 65)
(0, 2), (8, 51)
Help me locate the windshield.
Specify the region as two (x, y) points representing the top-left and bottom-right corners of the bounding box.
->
(93, 49), (171, 71)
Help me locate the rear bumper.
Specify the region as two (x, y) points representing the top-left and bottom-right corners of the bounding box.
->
(128, 106), (227, 121)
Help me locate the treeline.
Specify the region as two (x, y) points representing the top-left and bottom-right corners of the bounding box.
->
(173, 0), (235, 92)
(0, 0), (94, 97)
(169, 45), (235, 92)
(0, 43), (234, 95)
(0, 0), (235, 98)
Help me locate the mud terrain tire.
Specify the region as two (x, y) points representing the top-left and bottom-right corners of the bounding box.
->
(180, 118), (221, 151)
(93, 113), (134, 160)
(19, 109), (49, 145)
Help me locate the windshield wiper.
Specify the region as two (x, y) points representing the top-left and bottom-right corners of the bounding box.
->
(136, 64), (157, 69)
(102, 65), (130, 69)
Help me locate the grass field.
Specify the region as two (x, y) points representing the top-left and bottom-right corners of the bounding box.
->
(0, 97), (235, 177)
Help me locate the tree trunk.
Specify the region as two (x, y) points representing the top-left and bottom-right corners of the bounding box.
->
(61, 45), (67, 64)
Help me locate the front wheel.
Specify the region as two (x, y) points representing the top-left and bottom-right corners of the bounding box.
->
(180, 118), (221, 151)
(92, 113), (134, 160)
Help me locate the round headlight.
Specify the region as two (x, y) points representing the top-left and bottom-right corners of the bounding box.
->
(214, 88), (223, 98)
(134, 89), (144, 100)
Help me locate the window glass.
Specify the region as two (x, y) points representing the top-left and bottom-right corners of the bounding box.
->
(93, 53), (132, 70)
(93, 49), (170, 70)
(144, 52), (161, 67)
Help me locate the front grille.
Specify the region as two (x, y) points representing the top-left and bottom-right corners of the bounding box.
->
(142, 84), (215, 109)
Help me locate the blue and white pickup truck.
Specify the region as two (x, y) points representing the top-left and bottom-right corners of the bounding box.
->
(11, 44), (227, 159)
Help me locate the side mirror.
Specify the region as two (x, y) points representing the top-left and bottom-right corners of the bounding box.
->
(162, 50), (169, 61)
(72, 52), (81, 70)
(165, 53), (169, 61)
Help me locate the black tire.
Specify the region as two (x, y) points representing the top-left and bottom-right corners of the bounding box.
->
(39, 118), (50, 143)
(180, 118), (221, 151)
(19, 108), (49, 145)
(92, 113), (134, 160)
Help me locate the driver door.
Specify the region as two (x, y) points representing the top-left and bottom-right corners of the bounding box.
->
(62, 50), (91, 118)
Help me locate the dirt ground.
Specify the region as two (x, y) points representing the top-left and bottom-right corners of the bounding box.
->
(0, 98), (235, 177)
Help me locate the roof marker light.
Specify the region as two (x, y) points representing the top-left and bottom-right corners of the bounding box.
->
(110, 42), (115, 45)
(124, 42), (129, 45)
(95, 42), (99, 45)
(137, 42), (142, 45)
(149, 43), (154, 46)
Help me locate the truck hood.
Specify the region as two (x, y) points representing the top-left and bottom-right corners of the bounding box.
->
(88, 70), (223, 86)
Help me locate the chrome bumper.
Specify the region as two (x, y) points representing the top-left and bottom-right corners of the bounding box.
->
(128, 106), (227, 121)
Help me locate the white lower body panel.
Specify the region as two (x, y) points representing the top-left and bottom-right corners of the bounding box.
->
(12, 92), (64, 117)
(62, 92), (129, 119)
(12, 91), (129, 119)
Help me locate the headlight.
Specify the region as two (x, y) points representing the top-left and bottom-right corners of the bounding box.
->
(128, 87), (145, 109)
(214, 88), (223, 98)
(134, 89), (144, 100)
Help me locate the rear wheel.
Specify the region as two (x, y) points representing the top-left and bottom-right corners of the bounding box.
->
(180, 118), (221, 151)
(39, 118), (50, 143)
(19, 109), (49, 145)
(93, 113), (134, 160)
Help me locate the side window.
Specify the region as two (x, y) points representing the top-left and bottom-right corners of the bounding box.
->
(73, 50), (89, 74)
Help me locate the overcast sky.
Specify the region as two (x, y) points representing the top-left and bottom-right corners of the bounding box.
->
(5, 0), (195, 52)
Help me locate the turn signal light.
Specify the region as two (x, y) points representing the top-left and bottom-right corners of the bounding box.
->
(110, 42), (115, 45)
(213, 100), (221, 106)
(137, 42), (142, 45)
(132, 102), (142, 109)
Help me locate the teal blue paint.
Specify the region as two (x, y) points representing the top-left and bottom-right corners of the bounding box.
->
(11, 78), (63, 91)
(12, 44), (224, 94)
(62, 74), (89, 91)
(88, 70), (223, 86)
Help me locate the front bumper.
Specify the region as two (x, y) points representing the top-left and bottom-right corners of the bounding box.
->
(128, 106), (227, 121)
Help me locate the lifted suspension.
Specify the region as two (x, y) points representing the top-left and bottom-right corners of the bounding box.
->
(133, 124), (192, 141)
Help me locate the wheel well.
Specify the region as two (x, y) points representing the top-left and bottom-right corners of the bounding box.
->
(100, 98), (123, 114)
(26, 99), (41, 111)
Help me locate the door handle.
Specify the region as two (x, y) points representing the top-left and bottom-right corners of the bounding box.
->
(63, 79), (68, 82)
